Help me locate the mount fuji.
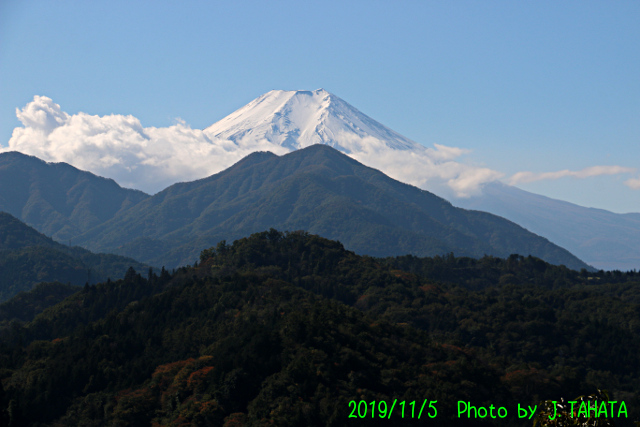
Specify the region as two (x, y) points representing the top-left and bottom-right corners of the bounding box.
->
(202, 88), (640, 271)
(202, 88), (495, 198)
(204, 89), (421, 153)
(6, 89), (636, 270)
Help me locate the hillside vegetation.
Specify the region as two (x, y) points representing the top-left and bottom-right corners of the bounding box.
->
(76, 145), (590, 270)
(0, 230), (637, 426)
(0, 151), (148, 242)
(0, 212), (151, 302)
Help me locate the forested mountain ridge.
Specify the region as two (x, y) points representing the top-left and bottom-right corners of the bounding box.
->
(0, 281), (78, 324)
(75, 145), (591, 270)
(0, 230), (636, 426)
(0, 212), (151, 302)
(0, 210), (62, 250)
(0, 151), (149, 242)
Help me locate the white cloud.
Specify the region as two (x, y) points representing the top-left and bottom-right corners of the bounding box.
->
(427, 143), (471, 161)
(625, 177), (640, 190)
(3, 96), (502, 197)
(347, 138), (503, 198)
(15, 95), (69, 133)
(447, 167), (504, 198)
(4, 96), (288, 193)
(509, 165), (636, 185)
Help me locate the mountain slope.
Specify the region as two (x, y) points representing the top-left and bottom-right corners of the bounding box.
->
(0, 151), (149, 242)
(4, 90), (633, 274)
(0, 231), (638, 425)
(0, 212), (151, 302)
(0, 281), (79, 324)
(204, 88), (636, 271)
(76, 145), (590, 270)
(455, 182), (640, 271)
(204, 88), (421, 152)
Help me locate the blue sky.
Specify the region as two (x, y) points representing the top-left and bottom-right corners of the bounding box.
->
(1, 1), (639, 212)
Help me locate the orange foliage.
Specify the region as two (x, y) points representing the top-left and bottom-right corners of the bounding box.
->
(440, 343), (463, 352)
(391, 270), (413, 281)
(152, 358), (196, 379)
(172, 415), (191, 427)
(223, 412), (248, 427)
(114, 388), (132, 402)
(187, 366), (215, 390)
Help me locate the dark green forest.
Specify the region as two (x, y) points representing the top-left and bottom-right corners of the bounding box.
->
(70, 145), (590, 271)
(0, 282), (78, 325)
(0, 151), (149, 243)
(0, 212), (151, 302)
(0, 230), (637, 426)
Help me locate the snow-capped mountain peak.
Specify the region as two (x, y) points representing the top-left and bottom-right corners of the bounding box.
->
(204, 89), (421, 153)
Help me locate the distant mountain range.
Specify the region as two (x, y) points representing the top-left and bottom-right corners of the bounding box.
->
(455, 182), (640, 271)
(0, 211), (150, 302)
(3, 89), (637, 272)
(0, 145), (589, 270)
(10, 88), (640, 272)
(1, 89), (638, 426)
(199, 88), (638, 271)
(0, 145), (588, 275)
(0, 151), (148, 242)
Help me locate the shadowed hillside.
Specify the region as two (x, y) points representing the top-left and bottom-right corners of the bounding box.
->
(0, 212), (151, 302)
(0, 151), (149, 242)
(0, 230), (636, 425)
(75, 145), (591, 270)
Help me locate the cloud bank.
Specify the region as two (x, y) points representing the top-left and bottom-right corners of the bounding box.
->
(3, 96), (503, 197)
(509, 165), (636, 185)
(6, 96), (636, 200)
(625, 177), (640, 190)
(5, 96), (289, 193)
(349, 142), (502, 198)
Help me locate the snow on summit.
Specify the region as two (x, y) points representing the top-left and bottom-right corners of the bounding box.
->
(202, 89), (502, 197)
(6, 91), (502, 197)
(204, 89), (421, 153)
